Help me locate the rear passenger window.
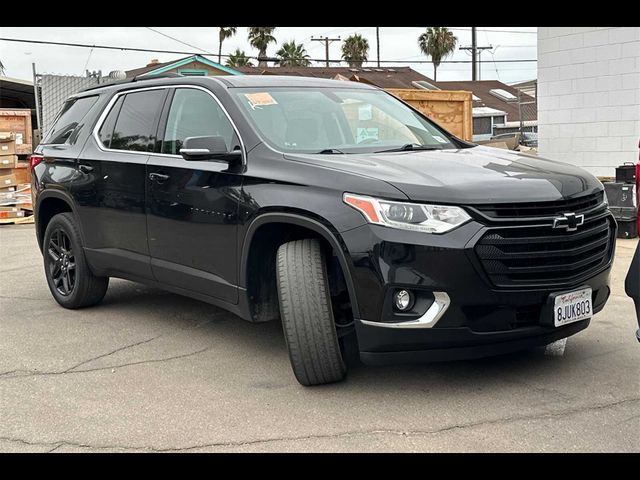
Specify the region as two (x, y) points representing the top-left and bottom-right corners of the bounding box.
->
(97, 95), (124, 149)
(109, 90), (165, 152)
(43, 95), (98, 145)
(162, 88), (235, 155)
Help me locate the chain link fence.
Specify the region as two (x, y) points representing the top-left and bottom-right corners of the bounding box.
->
(34, 72), (116, 135)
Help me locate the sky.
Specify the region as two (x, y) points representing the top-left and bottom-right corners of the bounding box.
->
(0, 27), (538, 84)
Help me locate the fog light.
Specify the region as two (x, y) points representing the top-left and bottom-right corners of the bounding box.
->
(394, 290), (413, 311)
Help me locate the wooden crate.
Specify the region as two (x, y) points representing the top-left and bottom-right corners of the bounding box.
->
(0, 109), (33, 155)
(385, 89), (473, 142)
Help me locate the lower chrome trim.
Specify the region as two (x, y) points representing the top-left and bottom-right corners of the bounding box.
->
(360, 292), (451, 329)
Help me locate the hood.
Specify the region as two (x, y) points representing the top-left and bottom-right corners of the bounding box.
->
(285, 145), (603, 204)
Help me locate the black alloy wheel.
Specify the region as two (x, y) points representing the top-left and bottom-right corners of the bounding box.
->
(47, 228), (76, 296)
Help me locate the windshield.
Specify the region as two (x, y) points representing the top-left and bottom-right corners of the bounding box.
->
(233, 87), (459, 154)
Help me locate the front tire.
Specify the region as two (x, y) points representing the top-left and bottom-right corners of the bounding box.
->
(276, 239), (347, 386)
(43, 213), (109, 309)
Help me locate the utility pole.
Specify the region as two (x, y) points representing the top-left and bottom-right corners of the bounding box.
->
(376, 27), (380, 68)
(459, 27), (492, 81)
(471, 27), (477, 80)
(311, 36), (341, 67)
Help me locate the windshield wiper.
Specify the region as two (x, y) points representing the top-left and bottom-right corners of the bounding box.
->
(316, 148), (345, 154)
(375, 143), (443, 153)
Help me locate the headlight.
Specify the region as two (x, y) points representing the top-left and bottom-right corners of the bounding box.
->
(343, 193), (471, 234)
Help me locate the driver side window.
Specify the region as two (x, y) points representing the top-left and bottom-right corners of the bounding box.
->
(162, 88), (235, 155)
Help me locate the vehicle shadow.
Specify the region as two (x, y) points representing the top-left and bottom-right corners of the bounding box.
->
(100, 279), (574, 394)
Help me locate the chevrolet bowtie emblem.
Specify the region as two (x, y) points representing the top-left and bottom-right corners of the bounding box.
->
(553, 212), (584, 232)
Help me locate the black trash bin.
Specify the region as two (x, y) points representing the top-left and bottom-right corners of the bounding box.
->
(616, 162), (637, 184)
(610, 206), (638, 239)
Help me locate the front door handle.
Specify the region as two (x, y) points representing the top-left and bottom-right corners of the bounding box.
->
(149, 173), (170, 183)
(78, 164), (93, 173)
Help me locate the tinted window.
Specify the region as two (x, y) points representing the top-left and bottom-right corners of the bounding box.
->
(43, 95), (98, 145)
(110, 90), (165, 152)
(97, 95), (124, 149)
(162, 89), (235, 155)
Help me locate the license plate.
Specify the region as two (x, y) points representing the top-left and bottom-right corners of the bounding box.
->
(552, 287), (592, 327)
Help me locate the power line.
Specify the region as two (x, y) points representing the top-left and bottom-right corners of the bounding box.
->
(449, 27), (537, 34)
(144, 27), (212, 54)
(0, 37), (537, 64)
(311, 36), (341, 67)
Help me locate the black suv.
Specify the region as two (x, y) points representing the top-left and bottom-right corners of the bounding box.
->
(32, 75), (616, 386)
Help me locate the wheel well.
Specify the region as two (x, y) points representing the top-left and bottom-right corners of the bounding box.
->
(37, 197), (73, 249)
(245, 222), (352, 323)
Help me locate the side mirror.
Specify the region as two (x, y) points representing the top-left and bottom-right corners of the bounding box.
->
(180, 136), (242, 164)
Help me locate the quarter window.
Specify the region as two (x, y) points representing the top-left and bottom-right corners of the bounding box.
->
(43, 95), (98, 145)
(162, 88), (235, 155)
(108, 90), (166, 152)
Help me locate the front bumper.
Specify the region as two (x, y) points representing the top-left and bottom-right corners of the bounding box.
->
(340, 218), (614, 364)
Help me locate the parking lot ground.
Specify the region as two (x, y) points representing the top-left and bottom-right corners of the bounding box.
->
(0, 224), (638, 452)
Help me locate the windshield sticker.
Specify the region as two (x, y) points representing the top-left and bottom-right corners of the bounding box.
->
(357, 128), (379, 143)
(244, 92), (278, 109)
(432, 135), (448, 144)
(358, 104), (373, 121)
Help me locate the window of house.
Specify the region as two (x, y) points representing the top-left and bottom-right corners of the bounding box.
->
(162, 88), (235, 155)
(177, 69), (208, 76)
(473, 117), (492, 135)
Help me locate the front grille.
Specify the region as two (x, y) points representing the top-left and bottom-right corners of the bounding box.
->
(473, 192), (603, 219)
(475, 213), (615, 288)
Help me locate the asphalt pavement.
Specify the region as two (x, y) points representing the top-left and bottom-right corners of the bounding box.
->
(0, 224), (638, 452)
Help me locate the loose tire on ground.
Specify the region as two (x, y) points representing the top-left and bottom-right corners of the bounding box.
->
(276, 238), (347, 386)
(43, 212), (109, 309)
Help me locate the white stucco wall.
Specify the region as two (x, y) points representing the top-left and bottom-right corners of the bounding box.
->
(538, 27), (640, 177)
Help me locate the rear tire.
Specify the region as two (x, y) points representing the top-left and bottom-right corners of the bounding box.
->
(43, 212), (109, 309)
(277, 239), (347, 386)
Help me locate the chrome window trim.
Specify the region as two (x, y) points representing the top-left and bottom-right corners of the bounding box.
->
(91, 84), (246, 165)
(359, 292), (451, 329)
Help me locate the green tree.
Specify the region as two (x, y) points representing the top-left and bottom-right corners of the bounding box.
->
(226, 49), (253, 68)
(217, 27), (237, 64)
(418, 27), (458, 81)
(341, 34), (369, 68)
(276, 40), (311, 67)
(248, 27), (277, 67)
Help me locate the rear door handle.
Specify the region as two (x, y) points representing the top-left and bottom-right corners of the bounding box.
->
(149, 173), (170, 183)
(78, 164), (93, 173)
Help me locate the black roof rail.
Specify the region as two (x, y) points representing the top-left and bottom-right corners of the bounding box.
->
(133, 72), (183, 82)
(80, 72), (183, 93)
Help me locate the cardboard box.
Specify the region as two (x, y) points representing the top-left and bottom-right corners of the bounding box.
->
(0, 110), (33, 155)
(0, 209), (24, 219)
(0, 173), (18, 188)
(0, 155), (17, 169)
(0, 140), (16, 156)
(12, 168), (30, 184)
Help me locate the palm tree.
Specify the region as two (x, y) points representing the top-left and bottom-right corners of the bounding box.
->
(276, 41), (311, 67)
(248, 27), (277, 67)
(218, 27), (237, 64)
(342, 34), (369, 68)
(226, 49), (253, 68)
(418, 27), (458, 81)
